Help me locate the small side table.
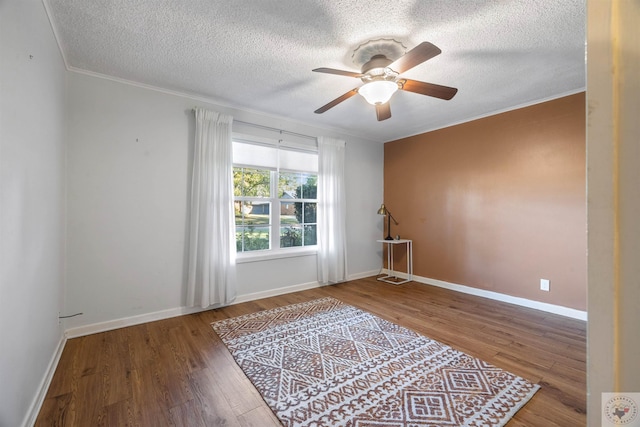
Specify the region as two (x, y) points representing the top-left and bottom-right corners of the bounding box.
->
(377, 239), (413, 284)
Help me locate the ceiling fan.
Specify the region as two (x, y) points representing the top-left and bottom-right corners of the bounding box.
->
(313, 41), (458, 121)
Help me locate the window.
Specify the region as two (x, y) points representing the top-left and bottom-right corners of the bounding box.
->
(278, 171), (317, 248)
(234, 166), (271, 252)
(233, 138), (318, 255)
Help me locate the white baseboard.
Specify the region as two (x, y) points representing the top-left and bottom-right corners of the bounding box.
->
(65, 280), (329, 339)
(386, 270), (587, 321)
(233, 280), (325, 304)
(233, 271), (381, 305)
(348, 269), (381, 281)
(66, 269), (586, 340)
(64, 305), (210, 339)
(65, 272), (385, 339)
(22, 333), (66, 427)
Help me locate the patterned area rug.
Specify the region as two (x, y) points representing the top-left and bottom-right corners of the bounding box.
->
(211, 297), (540, 426)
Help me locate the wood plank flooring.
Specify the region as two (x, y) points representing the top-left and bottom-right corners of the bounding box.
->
(36, 277), (586, 426)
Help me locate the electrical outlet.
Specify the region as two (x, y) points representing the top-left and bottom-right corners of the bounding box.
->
(540, 279), (550, 291)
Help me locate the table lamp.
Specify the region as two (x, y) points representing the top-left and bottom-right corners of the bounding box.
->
(377, 203), (398, 240)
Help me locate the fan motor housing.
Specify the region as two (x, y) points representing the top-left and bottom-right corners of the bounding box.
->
(361, 55), (393, 75)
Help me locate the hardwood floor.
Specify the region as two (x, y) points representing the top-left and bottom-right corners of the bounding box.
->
(36, 277), (586, 426)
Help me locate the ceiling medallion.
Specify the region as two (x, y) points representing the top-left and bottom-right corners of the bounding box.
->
(351, 38), (407, 68)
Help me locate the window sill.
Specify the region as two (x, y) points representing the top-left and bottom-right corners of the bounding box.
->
(236, 247), (318, 264)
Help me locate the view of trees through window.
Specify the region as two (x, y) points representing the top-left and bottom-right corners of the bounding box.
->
(234, 167), (317, 253)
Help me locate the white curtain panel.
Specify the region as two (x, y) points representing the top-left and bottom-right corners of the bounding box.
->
(317, 136), (348, 284)
(187, 108), (237, 308)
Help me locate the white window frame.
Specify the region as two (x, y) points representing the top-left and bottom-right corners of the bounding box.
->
(233, 134), (318, 262)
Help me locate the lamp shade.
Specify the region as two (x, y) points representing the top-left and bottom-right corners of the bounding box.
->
(377, 203), (397, 240)
(359, 80), (398, 105)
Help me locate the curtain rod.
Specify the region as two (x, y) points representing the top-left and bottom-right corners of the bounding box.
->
(192, 108), (317, 142)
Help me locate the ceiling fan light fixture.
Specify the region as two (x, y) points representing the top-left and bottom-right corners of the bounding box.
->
(313, 41), (457, 119)
(358, 80), (398, 105)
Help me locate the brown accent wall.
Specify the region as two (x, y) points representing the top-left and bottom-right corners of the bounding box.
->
(384, 93), (586, 310)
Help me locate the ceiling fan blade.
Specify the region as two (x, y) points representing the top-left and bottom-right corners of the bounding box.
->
(314, 89), (359, 114)
(389, 42), (441, 74)
(376, 103), (391, 121)
(399, 79), (458, 100)
(312, 67), (363, 78)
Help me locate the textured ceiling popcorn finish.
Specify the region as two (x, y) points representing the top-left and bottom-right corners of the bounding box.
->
(45, 0), (585, 142)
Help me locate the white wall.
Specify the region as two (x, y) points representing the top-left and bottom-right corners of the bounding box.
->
(0, 1), (67, 426)
(587, 1), (640, 425)
(64, 72), (383, 331)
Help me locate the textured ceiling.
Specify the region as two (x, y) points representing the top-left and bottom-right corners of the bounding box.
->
(45, 0), (585, 143)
